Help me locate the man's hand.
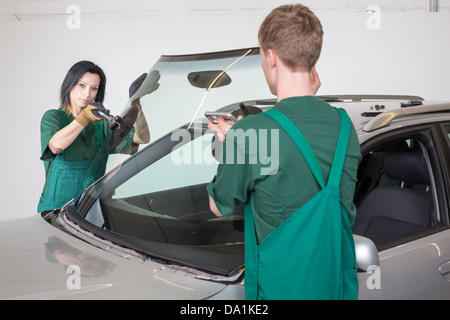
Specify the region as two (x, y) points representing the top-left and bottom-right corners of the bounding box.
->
(207, 115), (243, 142)
(207, 105), (261, 142)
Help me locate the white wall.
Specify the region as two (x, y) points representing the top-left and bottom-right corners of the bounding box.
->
(0, 2), (449, 221)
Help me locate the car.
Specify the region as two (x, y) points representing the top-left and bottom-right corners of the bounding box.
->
(1, 47), (449, 300)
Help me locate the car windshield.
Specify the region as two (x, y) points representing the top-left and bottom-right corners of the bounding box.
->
(68, 48), (275, 276)
(106, 47), (271, 170)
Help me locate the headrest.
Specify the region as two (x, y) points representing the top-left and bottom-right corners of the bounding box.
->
(384, 148), (430, 184)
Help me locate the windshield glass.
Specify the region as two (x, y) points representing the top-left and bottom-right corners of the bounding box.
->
(71, 48), (275, 276)
(106, 47), (271, 170)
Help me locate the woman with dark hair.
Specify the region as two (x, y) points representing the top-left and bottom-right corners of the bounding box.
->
(59, 60), (107, 110)
(38, 61), (151, 212)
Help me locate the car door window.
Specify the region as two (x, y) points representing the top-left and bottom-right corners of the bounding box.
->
(353, 132), (444, 249)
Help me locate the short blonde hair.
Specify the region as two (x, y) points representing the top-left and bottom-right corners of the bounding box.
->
(258, 4), (323, 72)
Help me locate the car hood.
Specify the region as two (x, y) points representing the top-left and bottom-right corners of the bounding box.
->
(0, 215), (229, 299)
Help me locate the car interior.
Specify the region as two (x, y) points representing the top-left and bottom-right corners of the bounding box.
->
(352, 136), (436, 248)
(101, 183), (244, 246)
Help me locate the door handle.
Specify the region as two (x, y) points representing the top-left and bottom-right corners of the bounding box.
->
(439, 261), (450, 280)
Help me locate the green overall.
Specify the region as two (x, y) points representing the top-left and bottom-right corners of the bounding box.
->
(38, 109), (107, 212)
(244, 108), (358, 300)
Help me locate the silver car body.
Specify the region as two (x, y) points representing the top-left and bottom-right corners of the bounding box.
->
(1, 48), (449, 299)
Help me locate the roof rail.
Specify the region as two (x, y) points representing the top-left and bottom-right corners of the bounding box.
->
(363, 102), (450, 132)
(318, 95), (424, 102)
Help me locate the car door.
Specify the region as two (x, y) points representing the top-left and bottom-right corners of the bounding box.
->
(356, 122), (450, 299)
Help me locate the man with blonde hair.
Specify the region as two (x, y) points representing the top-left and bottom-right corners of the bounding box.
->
(208, 4), (361, 299)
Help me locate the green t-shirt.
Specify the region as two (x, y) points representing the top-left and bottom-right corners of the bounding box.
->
(40, 109), (136, 161)
(40, 109), (137, 194)
(207, 96), (361, 243)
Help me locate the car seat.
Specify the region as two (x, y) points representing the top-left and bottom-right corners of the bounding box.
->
(352, 147), (431, 246)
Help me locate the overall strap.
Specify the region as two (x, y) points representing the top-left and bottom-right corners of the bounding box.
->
(263, 108), (351, 189)
(263, 109), (325, 188)
(328, 108), (351, 189)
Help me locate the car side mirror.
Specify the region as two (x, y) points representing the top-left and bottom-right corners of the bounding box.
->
(354, 235), (380, 272)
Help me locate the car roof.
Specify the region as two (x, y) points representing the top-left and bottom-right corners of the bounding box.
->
(319, 95), (450, 133)
(237, 95), (450, 133)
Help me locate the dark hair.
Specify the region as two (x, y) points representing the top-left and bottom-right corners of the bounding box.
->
(59, 61), (106, 111)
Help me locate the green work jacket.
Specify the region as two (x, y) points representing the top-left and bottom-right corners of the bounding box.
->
(38, 108), (136, 212)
